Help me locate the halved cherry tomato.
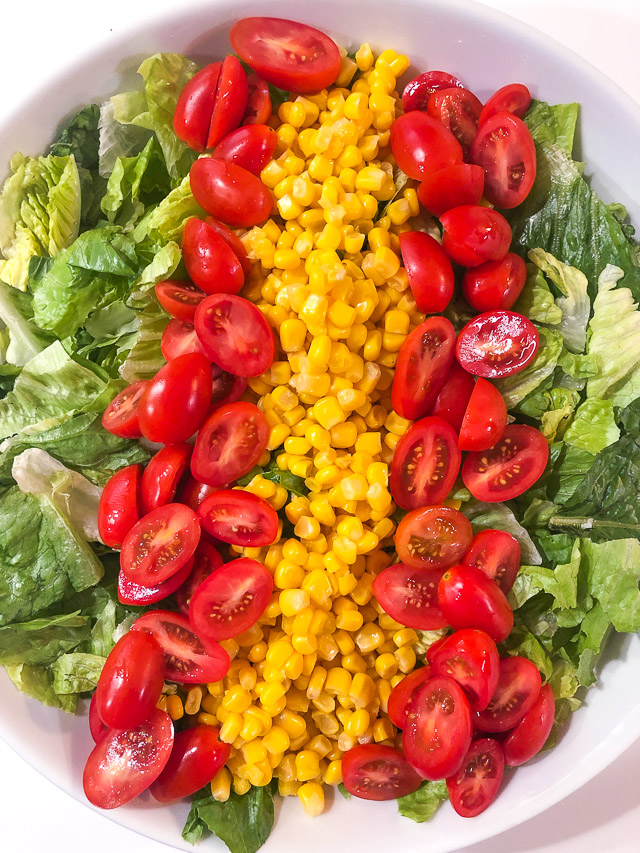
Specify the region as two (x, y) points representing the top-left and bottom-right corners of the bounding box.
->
(440, 205), (512, 267)
(190, 557), (273, 642)
(230, 17), (341, 93)
(95, 632), (165, 730)
(205, 217), (252, 276)
(431, 362), (475, 433)
(391, 317), (456, 419)
(161, 319), (211, 361)
(213, 124), (277, 175)
(190, 158), (273, 227)
(139, 353), (212, 443)
(462, 424), (549, 502)
(210, 364), (248, 410)
(89, 693), (108, 745)
(373, 563), (447, 631)
(399, 232), (454, 313)
(459, 378), (507, 452)
(394, 506), (473, 570)
(244, 73), (272, 125)
(390, 416), (461, 510)
(198, 489), (279, 547)
(117, 555), (194, 607)
(476, 656), (542, 733)
(426, 636), (448, 663)
(438, 565), (514, 644)
(207, 55), (249, 149)
(457, 310), (539, 378)
(173, 63), (222, 152)
(430, 628), (500, 712)
(403, 675), (473, 780)
(176, 476), (217, 512)
(402, 70), (464, 112)
(471, 111), (536, 209)
(131, 609), (230, 684)
(342, 744), (422, 801)
(176, 541), (223, 615)
(191, 401), (268, 487)
(98, 464), (141, 549)
(503, 682), (555, 766)
(120, 503), (201, 587)
(101, 381), (147, 439)
(155, 280), (205, 324)
(417, 164), (484, 217)
(390, 111), (463, 180)
(387, 665), (432, 729)
(479, 83), (531, 125)
(141, 443), (192, 515)
(462, 253), (527, 312)
(195, 293), (275, 378)
(150, 726), (231, 802)
(427, 88), (483, 157)
(83, 709), (173, 810)
(446, 737), (504, 817)
(463, 529), (521, 593)
(182, 218), (245, 295)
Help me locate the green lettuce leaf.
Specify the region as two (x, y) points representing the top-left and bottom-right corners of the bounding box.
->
(101, 137), (171, 228)
(182, 783), (276, 853)
(5, 662), (78, 712)
(98, 99), (152, 178)
(0, 279), (53, 366)
(513, 263), (563, 325)
(528, 249), (590, 353)
(133, 175), (204, 244)
(522, 100), (579, 156)
(397, 780), (448, 823)
(581, 538), (640, 632)
(463, 501), (542, 564)
(496, 328), (564, 409)
(0, 611), (89, 665)
(563, 398), (619, 455)
(49, 105), (101, 172)
(51, 652), (104, 694)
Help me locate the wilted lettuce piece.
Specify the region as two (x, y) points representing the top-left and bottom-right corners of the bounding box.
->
(120, 294), (167, 382)
(563, 398), (619, 455)
(513, 263), (563, 325)
(0, 279), (52, 366)
(496, 328), (564, 409)
(463, 501), (542, 565)
(5, 662), (78, 712)
(133, 175), (204, 244)
(539, 387), (581, 441)
(0, 611), (89, 666)
(528, 249), (590, 353)
(49, 105), (101, 171)
(397, 781), (448, 823)
(182, 783), (276, 852)
(101, 137), (171, 228)
(581, 538), (640, 633)
(51, 652), (104, 694)
(98, 99), (153, 178)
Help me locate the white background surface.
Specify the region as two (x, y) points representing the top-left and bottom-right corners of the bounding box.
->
(1, 0), (640, 851)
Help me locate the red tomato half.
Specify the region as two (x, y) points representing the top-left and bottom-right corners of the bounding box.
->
(182, 218), (245, 296)
(387, 665), (432, 729)
(403, 675), (473, 780)
(190, 557), (273, 641)
(503, 682), (555, 766)
(394, 506), (473, 571)
(463, 529), (521, 593)
(191, 401), (268, 487)
(190, 158), (273, 227)
(155, 280), (206, 323)
(198, 489), (279, 547)
(459, 378), (507, 452)
(141, 443), (192, 515)
(244, 74), (272, 125)
(139, 353), (212, 443)
(210, 363), (248, 410)
(391, 316), (456, 420)
(402, 71), (464, 112)
(446, 737), (504, 818)
(373, 563), (447, 631)
(438, 565), (514, 644)
(131, 609), (230, 684)
(176, 476), (217, 512)
(440, 205), (512, 267)
(475, 656), (542, 733)
(417, 164), (484, 217)
(176, 540), (223, 615)
(342, 745), (422, 801)
(195, 293), (275, 378)
(471, 111), (536, 209)
(230, 17), (341, 93)
(205, 217), (251, 276)
(479, 83), (531, 125)
(462, 424), (549, 502)
(390, 417), (461, 511)
(207, 55), (249, 149)
(399, 232), (454, 313)
(101, 381), (147, 439)
(150, 726), (231, 802)
(390, 111), (463, 180)
(83, 709), (173, 810)
(430, 629), (500, 712)
(427, 88), (483, 157)
(462, 253), (527, 312)
(161, 319), (211, 361)
(431, 361), (475, 433)
(98, 464), (141, 549)
(456, 310), (539, 378)
(213, 124), (277, 175)
(173, 63), (221, 152)
(120, 503), (201, 587)
(89, 693), (108, 745)
(117, 555), (194, 607)
(94, 632), (165, 730)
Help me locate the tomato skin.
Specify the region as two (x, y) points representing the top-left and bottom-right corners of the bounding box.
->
(138, 353), (212, 444)
(98, 464), (142, 549)
(176, 540), (223, 615)
(503, 683), (555, 766)
(417, 164), (484, 217)
(244, 73), (272, 125)
(89, 693), (108, 745)
(431, 361), (475, 433)
(463, 529), (521, 594)
(446, 737), (504, 818)
(191, 401), (269, 487)
(173, 63), (221, 152)
(479, 83), (531, 125)
(117, 555), (194, 607)
(459, 378), (507, 452)
(430, 629), (500, 712)
(95, 632), (165, 730)
(476, 656), (542, 733)
(207, 55), (248, 149)
(161, 319), (211, 362)
(462, 424), (549, 502)
(471, 111), (537, 209)
(182, 218), (245, 296)
(198, 489), (279, 547)
(456, 310), (539, 378)
(390, 416), (461, 511)
(342, 744), (422, 801)
(176, 475), (218, 511)
(427, 88), (483, 157)
(440, 205), (512, 267)
(387, 666), (432, 729)
(83, 709), (174, 810)
(391, 111), (463, 180)
(155, 280), (206, 323)
(395, 506), (473, 571)
(141, 443), (192, 515)
(402, 71), (464, 112)
(399, 232), (455, 313)
(438, 565), (514, 644)
(373, 563), (447, 631)
(151, 726), (231, 802)
(210, 364), (248, 410)
(190, 158), (273, 228)
(462, 253), (527, 312)
(230, 17), (341, 93)
(205, 217), (252, 276)
(213, 124), (277, 175)
(403, 675), (473, 781)
(101, 381), (148, 439)
(391, 316), (456, 420)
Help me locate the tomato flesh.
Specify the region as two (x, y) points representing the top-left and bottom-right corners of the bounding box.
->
(207, 55), (248, 149)
(155, 280), (206, 323)
(463, 529), (521, 594)
(210, 364), (248, 411)
(458, 378), (507, 452)
(161, 319), (211, 361)
(440, 205), (512, 267)
(141, 443), (192, 515)
(182, 218), (245, 296)
(431, 361), (475, 433)
(417, 163), (484, 217)
(390, 111), (463, 180)
(456, 310), (539, 378)
(479, 83), (532, 125)
(475, 656), (542, 733)
(394, 506), (473, 571)
(98, 464), (142, 549)
(503, 682), (555, 766)
(177, 476), (218, 512)
(176, 540), (223, 615)
(402, 71), (464, 112)
(446, 737), (505, 818)
(430, 628), (500, 712)
(471, 111), (536, 209)
(438, 564), (514, 643)
(387, 666), (432, 729)
(462, 253), (527, 312)
(213, 124), (277, 175)
(399, 232), (455, 313)
(173, 63), (221, 152)
(190, 158), (273, 227)
(373, 563), (447, 631)
(244, 73), (272, 125)
(342, 744), (422, 801)
(205, 217), (252, 276)
(101, 381), (147, 439)
(427, 88), (483, 157)
(117, 556), (194, 607)
(198, 489), (279, 547)
(151, 726), (231, 802)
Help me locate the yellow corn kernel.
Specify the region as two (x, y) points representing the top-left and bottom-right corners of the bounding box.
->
(306, 666), (328, 701)
(317, 633), (340, 662)
(209, 767), (231, 803)
(294, 516), (322, 540)
(222, 685), (252, 714)
(156, 695), (168, 713)
(220, 712), (243, 744)
(375, 652), (400, 679)
(324, 667), (353, 698)
(355, 43), (374, 71)
(313, 396), (346, 430)
(261, 160), (288, 188)
(279, 318), (307, 352)
(284, 651), (305, 681)
(335, 608), (364, 632)
(298, 781), (325, 816)
(302, 569), (333, 607)
(373, 717), (395, 743)
(355, 167), (386, 192)
(165, 694), (184, 721)
(395, 645), (417, 673)
(263, 725), (291, 755)
(345, 708), (371, 738)
(355, 624), (385, 654)
(184, 686), (204, 716)
(334, 630), (356, 655)
(342, 652), (368, 674)
(322, 758), (343, 786)
(309, 498), (336, 527)
(295, 749), (321, 782)
(393, 628), (419, 648)
(248, 641), (268, 663)
(349, 671), (376, 709)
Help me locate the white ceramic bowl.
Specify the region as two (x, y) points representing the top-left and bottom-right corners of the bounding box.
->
(1, 1), (640, 851)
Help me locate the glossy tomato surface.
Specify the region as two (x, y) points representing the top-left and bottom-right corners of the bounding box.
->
(399, 232), (455, 313)
(98, 464), (142, 549)
(387, 666), (432, 729)
(205, 217), (252, 276)
(427, 87), (483, 157)
(155, 280), (206, 323)
(471, 111), (536, 208)
(462, 253), (527, 312)
(213, 124), (277, 174)
(198, 489), (279, 547)
(139, 353), (212, 444)
(207, 55), (248, 149)
(456, 310), (539, 378)
(89, 693), (108, 745)
(390, 111), (463, 179)
(101, 381), (147, 439)
(458, 378), (507, 452)
(446, 737), (505, 818)
(430, 628), (500, 712)
(503, 682), (555, 766)
(440, 205), (512, 267)
(117, 556), (194, 607)
(182, 218), (245, 295)
(150, 726), (231, 802)
(394, 506), (473, 570)
(161, 319), (211, 361)
(190, 158), (273, 227)
(177, 476), (218, 512)
(176, 540), (224, 615)
(417, 163), (484, 217)
(342, 744), (422, 801)
(373, 563), (447, 631)
(402, 70), (464, 112)
(438, 564), (514, 643)
(479, 83), (531, 124)
(244, 73), (272, 125)
(141, 443), (192, 515)
(476, 656), (542, 733)
(390, 416), (461, 510)
(463, 529), (521, 593)
(209, 364), (247, 410)
(173, 63), (221, 152)
(431, 361), (475, 433)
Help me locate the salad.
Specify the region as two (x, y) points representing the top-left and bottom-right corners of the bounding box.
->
(0, 13), (640, 852)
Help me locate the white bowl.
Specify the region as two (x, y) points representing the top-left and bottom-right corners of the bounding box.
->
(2, 0), (640, 851)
